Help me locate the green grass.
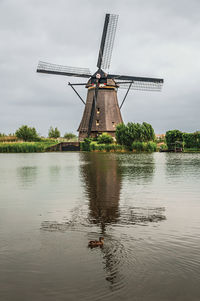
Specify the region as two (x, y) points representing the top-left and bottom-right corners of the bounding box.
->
(183, 148), (200, 153)
(80, 141), (125, 152)
(80, 140), (158, 153)
(132, 141), (157, 152)
(0, 141), (58, 153)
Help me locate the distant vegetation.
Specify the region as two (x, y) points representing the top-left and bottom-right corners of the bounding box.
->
(48, 126), (60, 139)
(165, 130), (200, 150)
(0, 125), (76, 153)
(64, 132), (77, 140)
(0, 135), (18, 143)
(1, 124), (200, 153)
(15, 125), (40, 142)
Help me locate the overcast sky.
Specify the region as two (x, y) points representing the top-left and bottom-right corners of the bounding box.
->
(0, 0), (200, 136)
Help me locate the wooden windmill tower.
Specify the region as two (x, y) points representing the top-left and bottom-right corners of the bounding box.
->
(37, 14), (164, 140)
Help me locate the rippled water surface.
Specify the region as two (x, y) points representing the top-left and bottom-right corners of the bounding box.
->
(0, 152), (200, 300)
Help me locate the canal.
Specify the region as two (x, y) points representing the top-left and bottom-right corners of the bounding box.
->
(0, 152), (200, 300)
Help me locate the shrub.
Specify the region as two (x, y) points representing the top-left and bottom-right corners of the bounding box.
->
(92, 143), (124, 152)
(15, 125), (40, 142)
(165, 130), (183, 149)
(64, 132), (77, 140)
(132, 141), (145, 151)
(146, 141), (157, 152)
(97, 133), (113, 144)
(48, 127), (60, 138)
(80, 138), (93, 151)
(183, 132), (200, 148)
(159, 143), (168, 151)
(80, 140), (124, 152)
(89, 141), (98, 151)
(132, 141), (157, 152)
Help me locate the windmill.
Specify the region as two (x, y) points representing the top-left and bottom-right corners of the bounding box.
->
(37, 14), (163, 140)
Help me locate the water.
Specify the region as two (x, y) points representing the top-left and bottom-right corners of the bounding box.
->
(0, 152), (200, 301)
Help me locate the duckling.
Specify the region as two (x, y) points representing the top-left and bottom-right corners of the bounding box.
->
(88, 237), (104, 247)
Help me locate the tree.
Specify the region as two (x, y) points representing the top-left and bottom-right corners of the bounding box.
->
(64, 132), (77, 140)
(116, 122), (155, 148)
(48, 127), (60, 138)
(15, 125), (40, 142)
(142, 122), (155, 141)
(97, 133), (113, 144)
(183, 132), (200, 148)
(165, 130), (183, 148)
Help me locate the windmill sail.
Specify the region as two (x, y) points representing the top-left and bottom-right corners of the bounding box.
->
(37, 61), (91, 78)
(97, 14), (119, 70)
(115, 80), (163, 91)
(108, 74), (164, 91)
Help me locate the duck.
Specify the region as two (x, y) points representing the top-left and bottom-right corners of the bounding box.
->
(88, 237), (104, 247)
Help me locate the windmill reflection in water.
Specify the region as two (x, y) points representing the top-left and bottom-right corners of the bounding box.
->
(80, 153), (166, 287)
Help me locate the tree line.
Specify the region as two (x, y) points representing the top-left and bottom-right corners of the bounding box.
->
(166, 130), (200, 149)
(1, 125), (77, 141)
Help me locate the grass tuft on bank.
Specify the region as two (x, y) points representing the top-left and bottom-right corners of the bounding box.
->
(0, 140), (58, 153)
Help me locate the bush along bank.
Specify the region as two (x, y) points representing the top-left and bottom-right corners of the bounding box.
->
(80, 140), (157, 153)
(165, 130), (200, 152)
(80, 141), (126, 152)
(80, 131), (157, 153)
(132, 141), (157, 152)
(80, 134), (124, 152)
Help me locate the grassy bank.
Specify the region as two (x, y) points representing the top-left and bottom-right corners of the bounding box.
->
(80, 141), (157, 152)
(1, 141), (199, 154)
(80, 141), (126, 152)
(183, 148), (200, 153)
(0, 140), (58, 153)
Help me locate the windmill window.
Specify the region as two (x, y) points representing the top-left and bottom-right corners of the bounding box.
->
(96, 120), (99, 126)
(97, 108), (100, 114)
(112, 122), (115, 128)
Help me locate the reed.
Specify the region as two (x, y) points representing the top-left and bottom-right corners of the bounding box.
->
(132, 141), (157, 152)
(0, 141), (58, 153)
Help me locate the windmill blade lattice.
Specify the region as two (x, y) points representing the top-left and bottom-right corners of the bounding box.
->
(108, 73), (164, 91)
(97, 14), (119, 70)
(37, 61), (91, 78)
(115, 80), (163, 91)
